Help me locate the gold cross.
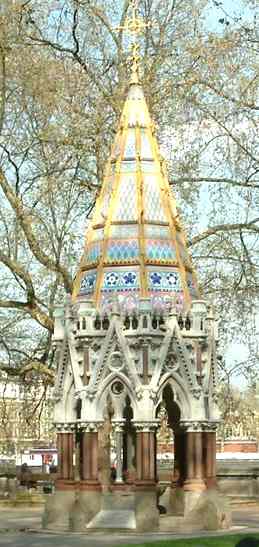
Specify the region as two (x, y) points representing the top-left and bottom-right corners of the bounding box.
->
(116, 0), (151, 43)
(116, 0), (151, 83)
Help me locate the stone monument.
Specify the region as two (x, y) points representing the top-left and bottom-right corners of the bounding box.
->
(43, 0), (230, 532)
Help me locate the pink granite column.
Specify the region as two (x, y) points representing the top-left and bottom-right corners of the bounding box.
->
(135, 423), (157, 486)
(183, 424), (206, 492)
(56, 428), (74, 490)
(203, 429), (217, 488)
(80, 425), (101, 492)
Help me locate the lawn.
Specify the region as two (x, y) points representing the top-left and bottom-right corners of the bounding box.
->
(121, 534), (259, 547)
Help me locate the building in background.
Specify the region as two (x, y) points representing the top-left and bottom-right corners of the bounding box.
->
(0, 376), (55, 466)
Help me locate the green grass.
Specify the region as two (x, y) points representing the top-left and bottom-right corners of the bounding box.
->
(121, 534), (259, 547)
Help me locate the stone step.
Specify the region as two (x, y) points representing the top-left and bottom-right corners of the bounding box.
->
(159, 515), (201, 532)
(101, 492), (135, 511)
(86, 509), (136, 530)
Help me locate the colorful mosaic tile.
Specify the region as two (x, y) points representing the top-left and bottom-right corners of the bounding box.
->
(120, 160), (137, 173)
(106, 239), (139, 262)
(143, 175), (167, 223)
(144, 225), (171, 239)
(110, 224), (139, 238)
(114, 174), (137, 221)
(147, 269), (181, 292)
(79, 271), (97, 295)
(84, 242), (101, 264)
(102, 269), (140, 292)
(145, 240), (176, 261)
(91, 228), (104, 242)
(140, 160), (157, 173)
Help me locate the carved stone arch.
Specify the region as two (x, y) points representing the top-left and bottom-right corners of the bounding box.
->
(95, 371), (137, 420)
(155, 372), (191, 420)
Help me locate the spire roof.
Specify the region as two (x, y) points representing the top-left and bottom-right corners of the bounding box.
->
(72, 78), (200, 310)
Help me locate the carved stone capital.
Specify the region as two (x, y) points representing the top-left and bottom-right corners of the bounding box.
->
(180, 420), (207, 433)
(54, 422), (75, 433)
(202, 421), (219, 433)
(180, 420), (219, 433)
(133, 420), (159, 433)
(112, 419), (125, 433)
(77, 421), (103, 433)
(191, 387), (202, 399)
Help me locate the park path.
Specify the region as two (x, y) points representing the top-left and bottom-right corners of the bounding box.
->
(0, 505), (258, 546)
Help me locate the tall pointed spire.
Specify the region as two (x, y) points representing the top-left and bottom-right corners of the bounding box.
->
(72, 1), (200, 309)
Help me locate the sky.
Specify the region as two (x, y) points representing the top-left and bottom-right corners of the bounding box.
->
(204, 0), (254, 32)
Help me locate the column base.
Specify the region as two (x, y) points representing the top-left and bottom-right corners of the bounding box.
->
(42, 487), (75, 530)
(55, 479), (76, 490)
(169, 484), (185, 516)
(183, 479), (206, 492)
(70, 485), (102, 531)
(135, 483), (159, 532)
(185, 489), (232, 530)
(206, 477), (217, 489)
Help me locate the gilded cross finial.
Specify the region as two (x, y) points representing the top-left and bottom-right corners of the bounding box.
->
(116, 0), (151, 84)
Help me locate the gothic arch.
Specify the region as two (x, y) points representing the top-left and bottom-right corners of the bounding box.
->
(95, 371), (137, 420)
(155, 372), (191, 420)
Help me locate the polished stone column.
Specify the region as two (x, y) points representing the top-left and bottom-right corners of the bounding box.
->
(81, 430), (99, 483)
(56, 429), (74, 482)
(203, 428), (217, 488)
(134, 422), (159, 532)
(134, 422), (157, 485)
(72, 423), (102, 530)
(182, 424), (206, 492)
(172, 431), (186, 486)
(113, 421), (124, 483)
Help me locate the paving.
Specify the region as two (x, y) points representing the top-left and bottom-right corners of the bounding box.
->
(0, 505), (258, 546)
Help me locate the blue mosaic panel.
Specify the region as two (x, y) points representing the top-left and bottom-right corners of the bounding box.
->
(106, 239), (139, 262)
(140, 129), (153, 159)
(124, 129), (136, 158)
(102, 269), (140, 292)
(148, 269), (181, 292)
(146, 240), (176, 261)
(84, 242), (101, 264)
(80, 271), (97, 295)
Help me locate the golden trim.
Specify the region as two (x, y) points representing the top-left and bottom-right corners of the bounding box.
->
(135, 124), (148, 296)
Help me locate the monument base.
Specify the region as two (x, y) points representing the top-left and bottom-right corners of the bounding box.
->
(42, 484), (75, 530)
(135, 484), (159, 532)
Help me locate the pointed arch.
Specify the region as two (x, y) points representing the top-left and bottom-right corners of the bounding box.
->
(155, 371), (191, 420)
(95, 370), (138, 420)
